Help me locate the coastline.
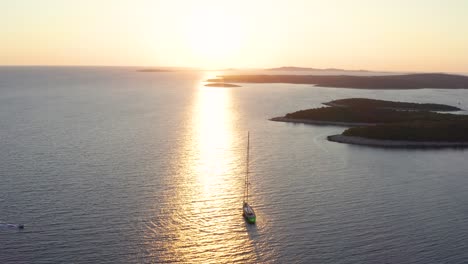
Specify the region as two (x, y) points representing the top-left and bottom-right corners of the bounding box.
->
(210, 73), (468, 89)
(269, 117), (376, 127)
(327, 134), (468, 148)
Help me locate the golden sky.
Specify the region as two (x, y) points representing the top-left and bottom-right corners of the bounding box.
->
(2, 0), (468, 72)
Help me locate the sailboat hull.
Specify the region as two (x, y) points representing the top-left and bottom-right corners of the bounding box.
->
(243, 203), (256, 224)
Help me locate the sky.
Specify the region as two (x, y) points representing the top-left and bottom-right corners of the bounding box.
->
(2, 0), (468, 72)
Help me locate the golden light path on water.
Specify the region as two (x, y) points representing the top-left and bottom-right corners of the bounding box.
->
(145, 75), (269, 263)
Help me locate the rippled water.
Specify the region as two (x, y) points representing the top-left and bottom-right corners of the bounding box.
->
(1, 67), (468, 263)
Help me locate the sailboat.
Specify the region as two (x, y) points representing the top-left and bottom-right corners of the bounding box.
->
(243, 132), (256, 224)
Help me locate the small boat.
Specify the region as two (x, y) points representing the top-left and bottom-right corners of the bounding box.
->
(243, 132), (256, 224)
(0, 223), (24, 229)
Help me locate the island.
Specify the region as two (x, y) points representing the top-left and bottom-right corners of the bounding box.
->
(204, 82), (241, 88)
(137, 69), (173, 72)
(207, 73), (468, 89)
(271, 98), (468, 148)
(323, 98), (461, 111)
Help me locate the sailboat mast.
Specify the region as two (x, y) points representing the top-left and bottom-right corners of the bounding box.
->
(245, 131), (250, 203)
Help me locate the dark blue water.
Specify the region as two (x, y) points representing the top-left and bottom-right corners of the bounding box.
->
(1, 67), (468, 263)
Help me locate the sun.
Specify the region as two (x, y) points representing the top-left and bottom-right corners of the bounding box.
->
(184, 6), (243, 67)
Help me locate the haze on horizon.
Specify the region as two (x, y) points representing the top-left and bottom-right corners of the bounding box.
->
(2, 0), (468, 72)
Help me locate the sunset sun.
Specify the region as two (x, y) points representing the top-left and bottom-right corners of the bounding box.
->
(184, 7), (243, 67)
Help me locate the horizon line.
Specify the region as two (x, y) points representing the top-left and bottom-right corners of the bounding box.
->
(0, 64), (467, 75)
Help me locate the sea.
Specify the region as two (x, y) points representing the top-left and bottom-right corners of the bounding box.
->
(1, 66), (468, 263)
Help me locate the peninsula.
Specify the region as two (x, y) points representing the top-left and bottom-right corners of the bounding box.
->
(207, 73), (468, 89)
(271, 98), (468, 147)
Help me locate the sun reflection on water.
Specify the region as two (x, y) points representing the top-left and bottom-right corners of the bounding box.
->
(145, 78), (264, 263)
(193, 86), (235, 193)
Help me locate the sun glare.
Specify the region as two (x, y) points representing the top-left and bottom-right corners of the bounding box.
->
(185, 7), (243, 68)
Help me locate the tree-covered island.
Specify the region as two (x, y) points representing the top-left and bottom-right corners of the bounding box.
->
(271, 98), (468, 147)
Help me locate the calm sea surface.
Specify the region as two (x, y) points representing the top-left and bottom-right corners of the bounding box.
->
(1, 67), (468, 263)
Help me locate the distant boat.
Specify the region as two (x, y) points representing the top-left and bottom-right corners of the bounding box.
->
(0, 223), (24, 229)
(243, 132), (256, 224)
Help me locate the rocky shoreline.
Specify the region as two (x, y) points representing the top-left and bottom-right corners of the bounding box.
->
(327, 135), (468, 148)
(269, 117), (375, 127)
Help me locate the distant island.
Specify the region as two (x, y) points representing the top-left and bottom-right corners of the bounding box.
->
(204, 82), (241, 88)
(271, 98), (468, 148)
(207, 73), (468, 89)
(137, 69), (173, 72)
(267, 66), (370, 72)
